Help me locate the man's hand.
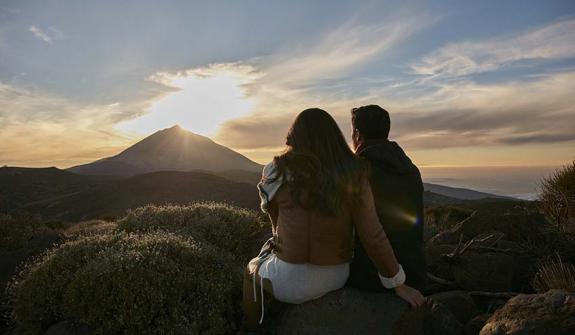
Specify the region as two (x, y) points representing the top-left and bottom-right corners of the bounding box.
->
(394, 284), (425, 308)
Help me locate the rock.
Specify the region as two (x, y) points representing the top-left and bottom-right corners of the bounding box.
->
(428, 212), (547, 246)
(395, 297), (465, 335)
(44, 321), (94, 335)
(480, 290), (575, 335)
(465, 314), (490, 335)
(430, 291), (478, 324)
(276, 288), (409, 335)
(453, 252), (515, 292)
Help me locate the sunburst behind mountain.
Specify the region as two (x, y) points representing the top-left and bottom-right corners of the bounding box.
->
(68, 125), (262, 176)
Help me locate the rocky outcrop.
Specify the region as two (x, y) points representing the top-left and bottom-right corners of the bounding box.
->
(480, 290), (575, 335)
(275, 288), (481, 335)
(276, 288), (409, 335)
(452, 252), (516, 292)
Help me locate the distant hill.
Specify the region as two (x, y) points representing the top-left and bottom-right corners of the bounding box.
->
(423, 182), (513, 201)
(1, 166), (518, 221)
(1, 167), (259, 221)
(211, 169), (511, 202)
(68, 125), (262, 176)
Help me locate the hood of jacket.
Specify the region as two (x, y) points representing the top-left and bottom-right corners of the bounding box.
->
(356, 140), (414, 175)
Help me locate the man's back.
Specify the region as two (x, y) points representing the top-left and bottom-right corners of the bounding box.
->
(347, 140), (427, 291)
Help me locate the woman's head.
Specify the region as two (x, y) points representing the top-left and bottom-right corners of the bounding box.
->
(273, 108), (366, 215)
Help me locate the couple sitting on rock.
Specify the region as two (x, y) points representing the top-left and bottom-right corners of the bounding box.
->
(243, 105), (427, 330)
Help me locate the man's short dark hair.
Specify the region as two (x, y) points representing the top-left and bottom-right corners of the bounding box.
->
(351, 105), (391, 139)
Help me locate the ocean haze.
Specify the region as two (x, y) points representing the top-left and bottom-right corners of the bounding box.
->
(420, 165), (559, 200)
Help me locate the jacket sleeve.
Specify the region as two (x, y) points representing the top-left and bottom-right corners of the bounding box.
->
(352, 176), (400, 278)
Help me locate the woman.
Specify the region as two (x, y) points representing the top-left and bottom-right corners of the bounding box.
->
(243, 108), (424, 330)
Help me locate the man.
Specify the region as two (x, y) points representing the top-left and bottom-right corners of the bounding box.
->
(347, 104), (427, 291)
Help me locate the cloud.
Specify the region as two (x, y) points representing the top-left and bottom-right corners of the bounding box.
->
(213, 12), (436, 149)
(0, 83), (155, 167)
(388, 71), (575, 149)
(28, 25), (65, 44)
(411, 18), (575, 77)
(259, 13), (433, 89)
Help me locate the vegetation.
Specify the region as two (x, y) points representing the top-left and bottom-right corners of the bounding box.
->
(117, 203), (268, 262)
(8, 203), (269, 334)
(9, 232), (239, 334)
(0, 213), (56, 250)
(424, 206), (473, 240)
(539, 159), (575, 232)
(533, 254), (575, 293)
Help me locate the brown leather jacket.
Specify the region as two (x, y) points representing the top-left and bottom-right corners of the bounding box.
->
(267, 176), (400, 278)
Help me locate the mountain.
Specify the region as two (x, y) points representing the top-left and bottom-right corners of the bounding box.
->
(22, 171), (260, 221)
(1, 167), (259, 221)
(212, 170), (512, 201)
(1, 166), (519, 221)
(68, 125), (262, 176)
(423, 182), (513, 201)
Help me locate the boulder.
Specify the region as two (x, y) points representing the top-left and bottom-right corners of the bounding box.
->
(428, 212), (547, 246)
(275, 288), (470, 335)
(276, 288), (409, 335)
(480, 290), (575, 335)
(453, 252), (515, 292)
(395, 297), (465, 335)
(465, 314), (490, 335)
(43, 321), (94, 335)
(429, 291), (478, 324)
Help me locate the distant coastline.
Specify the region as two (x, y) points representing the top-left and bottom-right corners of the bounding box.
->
(420, 165), (559, 200)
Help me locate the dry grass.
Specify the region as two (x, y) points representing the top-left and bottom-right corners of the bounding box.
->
(539, 160), (575, 232)
(533, 254), (575, 293)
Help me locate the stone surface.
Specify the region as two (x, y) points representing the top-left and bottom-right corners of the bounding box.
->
(453, 252), (515, 292)
(430, 291), (478, 324)
(276, 288), (410, 335)
(43, 321), (94, 335)
(465, 314), (490, 335)
(395, 297), (465, 335)
(428, 212), (546, 246)
(480, 290), (575, 335)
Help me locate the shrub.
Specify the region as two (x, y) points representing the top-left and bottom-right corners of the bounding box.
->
(8, 232), (238, 334)
(424, 206), (473, 240)
(117, 202), (269, 263)
(0, 213), (54, 250)
(533, 254), (575, 293)
(539, 160), (575, 232)
(64, 220), (117, 238)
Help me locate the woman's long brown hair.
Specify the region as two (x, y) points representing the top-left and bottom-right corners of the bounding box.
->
(273, 108), (367, 216)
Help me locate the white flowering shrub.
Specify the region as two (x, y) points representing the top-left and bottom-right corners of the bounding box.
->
(8, 232), (238, 334)
(117, 202), (269, 263)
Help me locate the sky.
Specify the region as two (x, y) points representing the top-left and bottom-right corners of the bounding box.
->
(1, 0), (574, 170)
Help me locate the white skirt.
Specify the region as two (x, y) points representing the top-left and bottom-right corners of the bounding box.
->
(258, 253), (349, 304)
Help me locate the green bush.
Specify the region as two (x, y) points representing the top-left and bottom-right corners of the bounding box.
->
(539, 160), (575, 232)
(0, 213), (56, 250)
(117, 202), (269, 263)
(9, 232), (238, 334)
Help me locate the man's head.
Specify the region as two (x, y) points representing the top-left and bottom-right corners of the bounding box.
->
(351, 104), (391, 149)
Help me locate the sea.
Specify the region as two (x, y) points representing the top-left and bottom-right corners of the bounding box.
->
(419, 165), (561, 200)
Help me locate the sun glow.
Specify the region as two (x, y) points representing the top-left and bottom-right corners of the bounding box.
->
(117, 64), (256, 136)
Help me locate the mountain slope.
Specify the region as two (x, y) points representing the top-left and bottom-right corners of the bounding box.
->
(423, 182), (513, 201)
(22, 171), (260, 221)
(68, 125), (262, 176)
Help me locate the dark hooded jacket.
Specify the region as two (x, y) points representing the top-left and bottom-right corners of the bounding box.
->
(347, 140), (427, 291)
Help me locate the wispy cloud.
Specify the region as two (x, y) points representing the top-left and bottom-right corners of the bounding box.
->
(28, 25), (65, 44)
(213, 12), (436, 151)
(411, 18), (575, 77)
(0, 83), (153, 167)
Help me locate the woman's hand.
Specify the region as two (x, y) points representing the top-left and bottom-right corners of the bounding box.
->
(394, 284), (425, 308)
